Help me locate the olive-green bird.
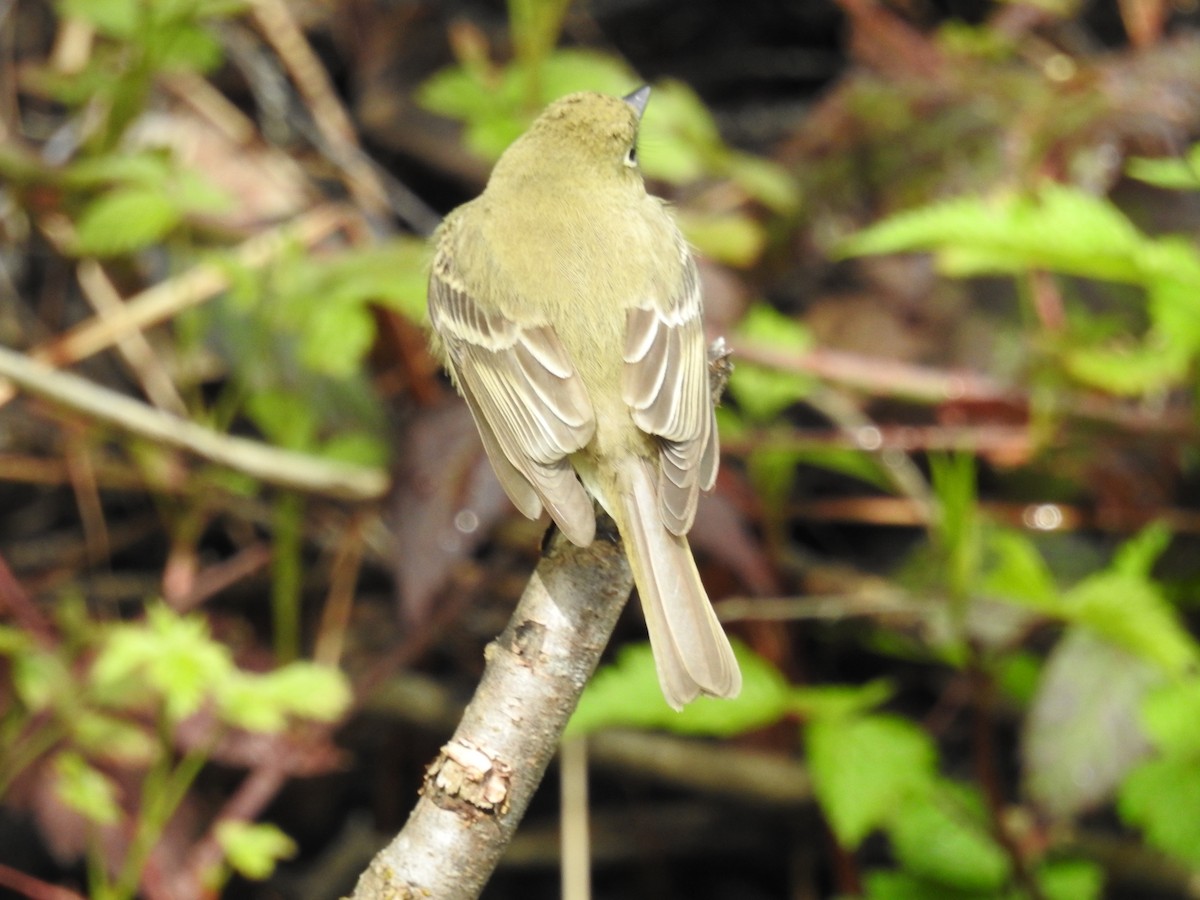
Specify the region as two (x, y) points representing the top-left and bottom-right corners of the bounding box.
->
(427, 86), (741, 709)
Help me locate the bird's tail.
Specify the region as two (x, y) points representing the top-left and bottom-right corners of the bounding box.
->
(614, 457), (741, 709)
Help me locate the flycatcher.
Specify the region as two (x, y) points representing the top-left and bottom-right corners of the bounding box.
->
(428, 86), (741, 709)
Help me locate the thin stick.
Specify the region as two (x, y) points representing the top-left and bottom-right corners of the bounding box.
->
(0, 346), (387, 501)
(0, 206), (346, 407)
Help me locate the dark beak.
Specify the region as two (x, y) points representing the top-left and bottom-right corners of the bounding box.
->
(623, 85), (651, 120)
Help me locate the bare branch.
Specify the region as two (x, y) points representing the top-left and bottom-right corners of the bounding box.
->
(349, 530), (633, 900)
(0, 347), (387, 501)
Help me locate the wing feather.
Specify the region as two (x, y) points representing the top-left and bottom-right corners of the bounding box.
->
(430, 250), (597, 546)
(621, 248), (719, 535)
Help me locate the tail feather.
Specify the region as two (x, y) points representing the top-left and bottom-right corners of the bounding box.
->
(616, 458), (741, 709)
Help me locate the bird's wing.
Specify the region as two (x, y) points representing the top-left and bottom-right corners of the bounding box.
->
(429, 250), (598, 547)
(621, 247), (718, 536)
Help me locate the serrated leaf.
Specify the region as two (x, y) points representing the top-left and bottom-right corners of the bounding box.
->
(216, 820), (297, 880)
(566, 641), (792, 738)
(74, 186), (182, 256)
(1023, 628), (1159, 818)
(888, 784), (1010, 892)
(1062, 572), (1197, 675)
(93, 605), (234, 723)
(807, 713), (938, 848)
(1118, 756), (1200, 867)
(1111, 522), (1173, 578)
(838, 184), (1150, 285)
(981, 529), (1059, 611)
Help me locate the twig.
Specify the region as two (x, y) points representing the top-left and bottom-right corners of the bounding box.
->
(0, 346), (388, 501)
(560, 737), (591, 900)
(0, 863), (84, 900)
(0, 206), (347, 407)
(248, 0), (390, 218)
(75, 259), (188, 416)
(349, 530), (634, 900)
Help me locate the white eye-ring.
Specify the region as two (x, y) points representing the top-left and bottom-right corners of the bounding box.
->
(623, 145), (638, 168)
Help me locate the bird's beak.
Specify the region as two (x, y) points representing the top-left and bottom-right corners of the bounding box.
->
(623, 85), (651, 121)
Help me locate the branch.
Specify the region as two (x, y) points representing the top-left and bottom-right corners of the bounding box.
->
(349, 529), (633, 899)
(0, 347), (387, 501)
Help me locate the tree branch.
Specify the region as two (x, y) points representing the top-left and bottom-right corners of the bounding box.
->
(349, 528), (633, 899)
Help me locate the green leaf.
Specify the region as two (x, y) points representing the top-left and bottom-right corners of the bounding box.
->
(71, 712), (158, 766)
(60, 0), (140, 36)
(676, 211), (765, 267)
(258, 661), (353, 722)
(1063, 338), (1190, 395)
(791, 680), (894, 719)
(12, 650), (70, 711)
(1140, 679), (1200, 757)
(888, 783), (1010, 892)
(318, 431), (388, 467)
(74, 186), (182, 256)
(566, 641), (792, 738)
(215, 820), (297, 880)
(1036, 859), (1105, 900)
(1126, 145), (1200, 190)
(53, 751), (122, 825)
(1119, 756), (1200, 867)
(0, 625), (31, 656)
(790, 446), (895, 491)
(218, 674), (290, 733)
(862, 870), (985, 900)
(1023, 628), (1160, 818)
(929, 453), (980, 600)
(725, 152), (800, 213)
(175, 168), (232, 215)
(1061, 572), (1197, 675)
(93, 605), (235, 723)
(838, 183), (1151, 285)
(1111, 521), (1172, 578)
(149, 21), (223, 73)
(299, 303), (376, 377)
(727, 305), (814, 423)
(806, 713), (938, 848)
(244, 389), (318, 452)
(63, 151), (174, 189)
(992, 650), (1041, 707)
(981, 529), (1059, 612)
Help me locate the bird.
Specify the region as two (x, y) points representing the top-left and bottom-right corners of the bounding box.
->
(427, 86), (741, 709)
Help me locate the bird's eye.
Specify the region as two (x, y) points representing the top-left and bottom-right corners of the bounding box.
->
(623, 144), (638, 168)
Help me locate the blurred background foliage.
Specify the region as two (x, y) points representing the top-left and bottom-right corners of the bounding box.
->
(2, 0), (1200, 897)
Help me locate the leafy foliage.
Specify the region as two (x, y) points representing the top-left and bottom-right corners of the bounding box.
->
(838, 182), (1200, 395)
(0, 605), (349, 899)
